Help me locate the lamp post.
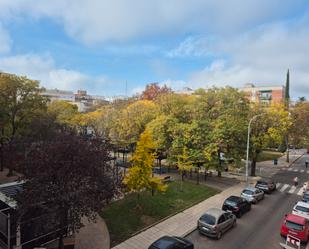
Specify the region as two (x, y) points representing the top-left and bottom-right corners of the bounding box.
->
(245, 114), (265, 184)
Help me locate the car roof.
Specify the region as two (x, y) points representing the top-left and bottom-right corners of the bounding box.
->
(257, 178), (274, 183)
(286, 214), (306, 224)
(226, 195), (243, 202)
(243, 187), (258, 191)
(150, 236), (187, 248)
(203, 208), (225, 218)
(295, 201), (309, 208)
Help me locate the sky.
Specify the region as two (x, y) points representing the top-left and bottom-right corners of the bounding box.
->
(0, 1), (309, 99)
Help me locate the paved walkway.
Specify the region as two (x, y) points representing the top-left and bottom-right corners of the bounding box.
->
(75, 215), (110, 249)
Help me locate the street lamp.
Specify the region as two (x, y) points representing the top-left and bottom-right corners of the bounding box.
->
(245, 114), (265, 184)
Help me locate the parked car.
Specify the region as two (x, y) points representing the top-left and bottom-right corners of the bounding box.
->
(292, 201), (309, 220)
(197, 208), (236, 239)
(255, 178), (276, 194)
(281, 214), (309, 243)
(240, 187), (264, 204)
(222, 196), (251, 218)
(148, 236), (194, 249)
(303, 191), (309, 203)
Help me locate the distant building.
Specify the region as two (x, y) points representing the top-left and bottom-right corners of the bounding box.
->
(42, 89), (108, 112)
(41, 89), (75, 102)
(239, 83), (285, 105)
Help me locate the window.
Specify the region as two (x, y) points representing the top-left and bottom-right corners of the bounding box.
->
(286, 221), (304, 231)
(200, 214), (216, 225)
(218, 215), (226, 224)
(296, 205), (309, 213)
(243, 190), (253, 195)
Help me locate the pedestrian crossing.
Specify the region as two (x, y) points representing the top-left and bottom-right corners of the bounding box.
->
(276, 182), (306, 196)
(282, 167), (309, 173)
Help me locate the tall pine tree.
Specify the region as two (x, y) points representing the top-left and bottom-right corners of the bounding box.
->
(285, 69), (290, 162)
(285, 69), (290, 106)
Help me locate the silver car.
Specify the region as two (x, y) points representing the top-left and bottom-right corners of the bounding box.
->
(197, 208), (236, 239)
(240, 187), (264, 204)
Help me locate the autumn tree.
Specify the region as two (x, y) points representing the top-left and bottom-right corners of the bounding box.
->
(15, 131), (119, 249)
(123, 131), (167, 198)
(249, 104), (292, 176)
(0, 72), (47, 173)
(47, 100), (79, 129)
(289, 101), (309, 148)
(193, 87), (250, 176)
(140, 83), (172, 100)
(114, 100), (159, 144)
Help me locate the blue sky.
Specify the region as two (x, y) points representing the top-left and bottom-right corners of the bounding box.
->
(0, 1), (309, 99)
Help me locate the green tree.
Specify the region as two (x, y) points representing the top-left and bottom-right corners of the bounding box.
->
(249, 104), (292, 176)
(0, 72), (47, 173)
(123, 131), (167, 198)
(47, 100), (79, 128)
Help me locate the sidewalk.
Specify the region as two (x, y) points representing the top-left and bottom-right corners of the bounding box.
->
(75, 215), (110, 249)
(112, 182), (248, 249)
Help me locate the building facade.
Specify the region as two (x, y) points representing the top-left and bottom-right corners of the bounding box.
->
(240, 83), (285, 105)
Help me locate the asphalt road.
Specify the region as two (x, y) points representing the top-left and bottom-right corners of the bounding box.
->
(186, 153), (309, 249)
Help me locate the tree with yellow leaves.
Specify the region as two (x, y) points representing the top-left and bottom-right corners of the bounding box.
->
(123, 130), (167, 199)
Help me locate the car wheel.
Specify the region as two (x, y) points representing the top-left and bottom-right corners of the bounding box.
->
(262, 194), (265, 200)
(248, 205), (251, 211)
(237, 211), (242, 218)
(217, 231), (222, 240)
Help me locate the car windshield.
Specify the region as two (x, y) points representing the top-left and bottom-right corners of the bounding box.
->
(242, 190), (253, 195)
(296, 205), (309, 213)
(224, 200), (237, 207)
(286, 220), (304, 231)
(200, 214), (216, 225)
(304, 194), (309, 200)
(257, 181), (267, 185)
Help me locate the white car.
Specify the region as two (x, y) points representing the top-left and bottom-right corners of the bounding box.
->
(292, 201), (309, 220)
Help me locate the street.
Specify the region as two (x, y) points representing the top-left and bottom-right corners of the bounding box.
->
(186, 153), (309, 249)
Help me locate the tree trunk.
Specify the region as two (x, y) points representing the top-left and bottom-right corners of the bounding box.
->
(286, 136), (290, 163)
(217, 150), (222, 177)
(0, 144), (3, 172)
(204, 169), (207, 181)
(250, 160), (256, 176)
(196, 170), (200, 185)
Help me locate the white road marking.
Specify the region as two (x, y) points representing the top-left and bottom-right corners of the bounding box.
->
(307, 170), (309, 174)
(276, 183), (282, 189)
(280, 184), (289, 192)
(294, 169), (299, 172)
(288, 168), (293, 171)
(288, 186), (297, 194)
(301, 170), (305, 173)
(297, 188), (304, 196)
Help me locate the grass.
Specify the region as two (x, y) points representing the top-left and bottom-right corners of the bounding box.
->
(257, 150), (283, 162)
(100, 181), (219, 246)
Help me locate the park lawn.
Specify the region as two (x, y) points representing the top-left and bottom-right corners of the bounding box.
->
(101, 181), (219, 246)
(257, 150), (283, 162)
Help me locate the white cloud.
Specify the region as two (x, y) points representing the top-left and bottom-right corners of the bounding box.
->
(0, 23), (11, 53)
(0, 0), (306, 45)
(184, 17), (309, 99)
(167, 36), (215, 58)
(0, 53), (109, 94)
